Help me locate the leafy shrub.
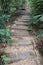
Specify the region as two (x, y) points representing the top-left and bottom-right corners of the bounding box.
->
(0, 14), (11, 28)
(0, 0), (26, 64)
(0, 29), (11, 43)
(27, 0), (43, 55)
(31, 15), (43, 29)
(9, 0), (25, 14)
(28, 15), (43, 31)
(27, 0), (43, 15)
(0, 52), (10, 65)
(1, 0), (25, 14)
(36, 30), (43, 55)
(0, 14), (11, 43)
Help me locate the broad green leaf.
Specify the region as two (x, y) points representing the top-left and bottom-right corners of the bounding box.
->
(7, 39), (12, 45)
(40, 16), (43, 21)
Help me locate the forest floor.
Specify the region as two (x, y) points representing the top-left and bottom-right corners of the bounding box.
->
(4, 4), (42, 65)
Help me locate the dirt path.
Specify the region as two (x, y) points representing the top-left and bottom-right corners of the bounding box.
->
(5, 4), (41, 65)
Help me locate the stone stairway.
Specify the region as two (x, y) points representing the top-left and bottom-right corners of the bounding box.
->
(5, 4), (40, 65)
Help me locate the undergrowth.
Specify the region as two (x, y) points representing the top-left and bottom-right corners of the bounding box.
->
(0, 52), (10, 65)
(0, 0), (26, 64)
(27, 0), (43, 55)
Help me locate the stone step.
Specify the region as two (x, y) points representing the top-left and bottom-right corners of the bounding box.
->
(21, 16), (30, 19)
(21, 12), (31, 15)
(9, 20), (31, 26)
(20, 18), (31, 21)
(9, 20), (29, 24)
(21, 15), (30, 17)
(11, 29), (29, 36)
(5, 45), (35, 63)
(7, 51), (36, 63)
(7, 59), (37, 65)
(15, 21), (29, 26)
(6, 6), (38, 65)
(18, 19), (31, 22)
(11, 40), (32, 46)
(17, 19), (32, 22)
(11, 41), (32, 46)
(17, 16), (32, 21)
(11, 25), (28, 30)
(11, 37), (32, 46)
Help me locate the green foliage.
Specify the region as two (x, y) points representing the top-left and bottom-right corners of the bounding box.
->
(40, 16), (43, 21)
(0, 52), (10, 65)
(27, 0), (43, 55)
(0, 0), (26, 14)
(0, 14), (11, 43)
(0, 29), (11, 43)
(36, 30), (43, 39)
(1, 55), (10, 65)
(0, 14), (11, 28)
(7, 39), (12, 45)
(1, 0), (25, 14)
(28, 15), (43, 31)
(0, 0), (26, 65)
(28, 26), (33, 31)
(31, 15), (43, 28)
(9, 0), (25, 14)
(27, 0), (43, 15)
(0, 0), (26, 46)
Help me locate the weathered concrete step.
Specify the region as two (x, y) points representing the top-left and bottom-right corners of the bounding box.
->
(21, 16), (30, 20)
(18, 19), (30, 22)
(17, 19), (32, 22)
(7, 59), (37, 65)
(6, 51), (36, 63)
(17, 16), (32, 21)
(15, 21), (29, 26)
(15, 21), (31, 26)
(5, 45), (35, 63)
(9, 20), (29, 25)
(11, 37), (32, 45)
(11, 41), (32, 46)
(11, 40), (32, 46)
(20, 18), (31, 21)
(11, 29), (29, 36)
(5, 45), (34, 53)
(11, 25), (28, 30)
(21, 11), (31, 15)
(21, 15), (30, 18)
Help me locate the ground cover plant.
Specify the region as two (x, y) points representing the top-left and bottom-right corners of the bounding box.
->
(0, 52), (10, 65)
(0, 0), (26, 65)
(0, 14), (11, 65)
(27, 0), (43, 15)
(27, 0), (43, 55)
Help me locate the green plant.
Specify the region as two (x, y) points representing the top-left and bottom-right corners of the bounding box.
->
(28, 15), (43, 31)
(0, 14), (11, 44)
(31, 15), (43, 29)
(0, 29), (11, 43)
(0, 14), (11, 28)
(27, 0), (43, 15)
(0, 0), (26, 14)
(8, 0), (26, 14)
(0, 0), (26, 65)
(1, 55), (10, 65)
(27, 0), (43, 55)
(0, 52), (10, 65)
